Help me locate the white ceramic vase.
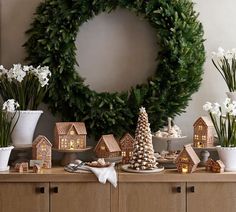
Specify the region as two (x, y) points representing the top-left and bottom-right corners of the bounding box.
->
(226, 92), (236, 101)
(216, 146), (236, 172)
(10, 110), (43, 147)
(0, 146), (14, 171)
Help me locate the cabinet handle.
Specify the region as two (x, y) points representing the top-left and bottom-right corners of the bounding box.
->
(190, 186), (195, 193)
(52, 187), (59, 193)
(176, 186), (181, 193)
(36, 187), (45, 193)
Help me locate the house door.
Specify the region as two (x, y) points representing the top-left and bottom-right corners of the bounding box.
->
(70, 140), (76, 149)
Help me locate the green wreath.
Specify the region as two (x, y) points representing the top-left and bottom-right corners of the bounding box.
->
(24, 0), (205, 138)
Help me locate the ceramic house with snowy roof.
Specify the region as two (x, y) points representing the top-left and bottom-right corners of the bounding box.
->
(119, 133), (135, 164)
(94, 134), (121, 158)
(193, 116), (214, 148)
(54, 122), (87, 150)
(175, 144), (200, 173)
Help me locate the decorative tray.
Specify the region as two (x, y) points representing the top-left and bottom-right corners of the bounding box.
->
(121, 164), (164, 173)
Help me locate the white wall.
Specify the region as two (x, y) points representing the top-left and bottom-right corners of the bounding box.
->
(0, 0), (234, 142)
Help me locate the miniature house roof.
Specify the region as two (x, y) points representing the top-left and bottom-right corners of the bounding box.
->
(95, 134), (121, 153)
(176, 144), (200, 165)
(205, 158), (214, 165)
(120, 133), (135, 146)
(215, 160), (225, 168)
(32, 135), (52, 147)
(55, 122), (87, 135)
(193, 116), (214, 127)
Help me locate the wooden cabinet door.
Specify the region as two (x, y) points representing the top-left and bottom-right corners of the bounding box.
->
(119, 182), (185, 212)
(0, 182), (49, 212)
(187, 182), (236, 212)
(50, 182), (110, 212)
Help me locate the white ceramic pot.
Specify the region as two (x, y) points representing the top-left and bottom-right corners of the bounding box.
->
(216, 146), (236, 172)
(226, 92), (236, 101)
(10, 110), (43, 147)
(0, 146), (14, 171)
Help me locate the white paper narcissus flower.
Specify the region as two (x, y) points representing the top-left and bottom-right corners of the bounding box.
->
(2, 99), (19, 112)
(0, 65), (7, 76)
(203, 102), (212, 111)
(223, 98), (231, 107)
(217, 47), (225, 58)
(230, 109), (236, 116)
(211, 103), (221, 117)
(23, 65), (33, 72)
(32, 66), (51, 87)
(9, 64), (26, 82)
(225, 50), (233, 60)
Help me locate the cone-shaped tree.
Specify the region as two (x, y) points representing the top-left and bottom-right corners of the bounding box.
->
(129, 107), (157, 170)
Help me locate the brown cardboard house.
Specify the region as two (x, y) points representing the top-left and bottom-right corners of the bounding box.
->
(14, 162), (29, 173)
(175, 144), (200, 173)
(119, 133), (135, 164)
(94, 134), (121, 158)
(212, 160), (225, 173)
(33, 164), (41, 173)
(205, 158), (214, 172)
(32, 135), (52, 169)
(54, 122), (87, 150)
(193, 116), (214, 148)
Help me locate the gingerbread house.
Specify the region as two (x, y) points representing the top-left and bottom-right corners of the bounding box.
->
(212, 160), (225, 173)
(14, 162), (29, 173)
(15, 163), (24, 173)
(119, 133), (135, 164)
(33, 164), (41, 173)
(193, 116), (214, 148)
(94, 134), (121, 158)
(205, 158), (214, 172)
(32, 135), (52, 168)
(175, 144), (200, 173)
(54, 122), (87, 150)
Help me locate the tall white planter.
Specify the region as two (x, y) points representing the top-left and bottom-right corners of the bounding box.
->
(226, 92), (236, 101)
(216, 146), (236, 172)
(0, 146), (14, 171)
(10, 110), (43, 147)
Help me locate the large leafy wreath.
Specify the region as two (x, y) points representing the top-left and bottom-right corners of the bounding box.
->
(25, 0), (205, 138)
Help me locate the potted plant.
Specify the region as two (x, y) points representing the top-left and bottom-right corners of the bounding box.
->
(203, 98), (236, 171)
(0, 99), (19, 171)
(212, 47), (236, 100)
(0, 64), (51, 147)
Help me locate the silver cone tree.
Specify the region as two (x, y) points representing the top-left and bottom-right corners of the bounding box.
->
(129, 107), (157, 170)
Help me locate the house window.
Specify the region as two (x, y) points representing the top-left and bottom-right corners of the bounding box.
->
(182, 164), (188, 173)
(198, 125), (203, 131)
(197, 142), (203, 148)
(180, 157), (189, 162)
(70, 130), (75, 135)
(194, 134), (199, 140)
(100, 146), (105, 150)
(202, 135), (206, 140)
(129, 152), (133, 157)
(41, 144), (46, 151)
(70, 140), (75, 149)
(122, 151), (126, 157)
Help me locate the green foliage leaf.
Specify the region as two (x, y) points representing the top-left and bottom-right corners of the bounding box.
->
(24, 0), (205, 138)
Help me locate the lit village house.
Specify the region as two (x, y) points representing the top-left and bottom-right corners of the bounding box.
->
(32, 135), (52, 168)
(175, 144), (200, 173)
(54, 122), (87, 150)
(193, 116), (214, 148)
(94, 134), (121, 158)
(119, 133), (135, 164)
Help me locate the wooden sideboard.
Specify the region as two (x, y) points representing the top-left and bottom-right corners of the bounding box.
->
(0, 168), (236, 212)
